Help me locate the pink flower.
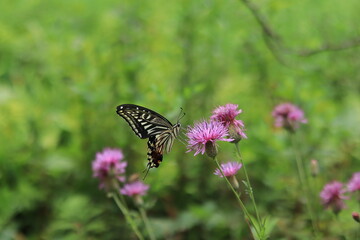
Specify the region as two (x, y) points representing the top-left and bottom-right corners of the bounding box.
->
(211, 104), (247, 142)
(214, 162), (242, 177)
(348, 172), (360, 192)
(120, 181), (149, 197)
(320, 181), (347, 214)
(186, 120), (233, 157)
(272, 103), (307, 131)
(92, 148), (127, 189)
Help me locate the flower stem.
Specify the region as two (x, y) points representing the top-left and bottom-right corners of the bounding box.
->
(213, 156), (261, 239)
(235, 143), (263, 232)
(110, 192), (144, 240)
(290, 133), (320, 238)
(139, 206), (156, 240)
(112, 179), (129, 208)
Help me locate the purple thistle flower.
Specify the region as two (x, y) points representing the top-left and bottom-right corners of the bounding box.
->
(92, 148), (127, 189)
(214, 161), (242, 177)
(186, 120), (233, 157)
(320, 181), (348, 214)
(348, 172), (360, 192)
(211, 104), (247, 142)
(120, 181), (149, 197)
(272, 103), (307, 132)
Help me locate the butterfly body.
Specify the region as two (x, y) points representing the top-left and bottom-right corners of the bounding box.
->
(116, 104), (181, 168)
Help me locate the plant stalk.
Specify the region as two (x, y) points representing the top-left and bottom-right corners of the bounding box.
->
(235, 143), (263, 231)
(213, 156), (262, 239)
(110, 192), (144, 240)
(290, 133), (320, 238)
(139, 206), (156, 240)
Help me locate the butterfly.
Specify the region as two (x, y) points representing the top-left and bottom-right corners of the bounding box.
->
(116, 104), (182, 171)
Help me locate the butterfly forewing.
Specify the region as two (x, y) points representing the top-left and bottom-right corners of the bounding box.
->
(116, 104), (181, 169)
(116, 104), (173, 139)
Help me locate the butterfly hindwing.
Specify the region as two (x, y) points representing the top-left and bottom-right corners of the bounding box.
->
(147, 136), (163, 168)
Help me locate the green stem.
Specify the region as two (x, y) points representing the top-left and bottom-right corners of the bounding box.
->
(290, 133), (319, 238)
(213, 156), (261, 239)
(235, 143), (262, 231)
(112, 179), (129, 208)
(110, 192), (144, 240)
(139, 206), (156, 240)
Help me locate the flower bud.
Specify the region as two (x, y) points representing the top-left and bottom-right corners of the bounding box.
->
(205, 141), (218, 158)
(134, 195), (144, 206)
(310, 159), (319, 177)
(352, 212), (360, 223)
(228, 125), (242, 143)
(230, 175), (240, 189)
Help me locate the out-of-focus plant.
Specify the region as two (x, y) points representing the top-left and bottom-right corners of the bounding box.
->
(272, 102), (321, 237)
(92, 148), (155, 240)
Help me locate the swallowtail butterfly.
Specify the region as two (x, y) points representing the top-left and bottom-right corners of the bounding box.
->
(116, 104), (182, 170)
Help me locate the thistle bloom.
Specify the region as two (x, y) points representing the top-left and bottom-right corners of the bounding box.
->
(186, 120), (233, 158)
(272, 103), (307, 131)
(92, 148), (127, 189)
(211, 104), (247, 142)
(320, 181), (347, 214)
(120, 181), (149, 197)
(214, 161), (242, 177)
(348, 172), (360, 192)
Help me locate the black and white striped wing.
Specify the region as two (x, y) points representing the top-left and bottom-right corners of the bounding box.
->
(154, 127), (180, 154)
(146, 129), (179, 168)
(116, 104), (173, 139)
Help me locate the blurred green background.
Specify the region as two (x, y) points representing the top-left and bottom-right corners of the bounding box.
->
(1, 0), (360, 239)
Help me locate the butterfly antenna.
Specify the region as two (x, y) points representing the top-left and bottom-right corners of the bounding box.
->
(177, 107), (186, 122)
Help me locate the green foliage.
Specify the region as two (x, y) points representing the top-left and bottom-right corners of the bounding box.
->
(1, 0), (360, 239)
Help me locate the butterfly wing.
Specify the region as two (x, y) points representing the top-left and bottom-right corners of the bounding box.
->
(116, 104), (173, 139)
(147, 136), (163, 168)
(154, 126), (180, 153)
